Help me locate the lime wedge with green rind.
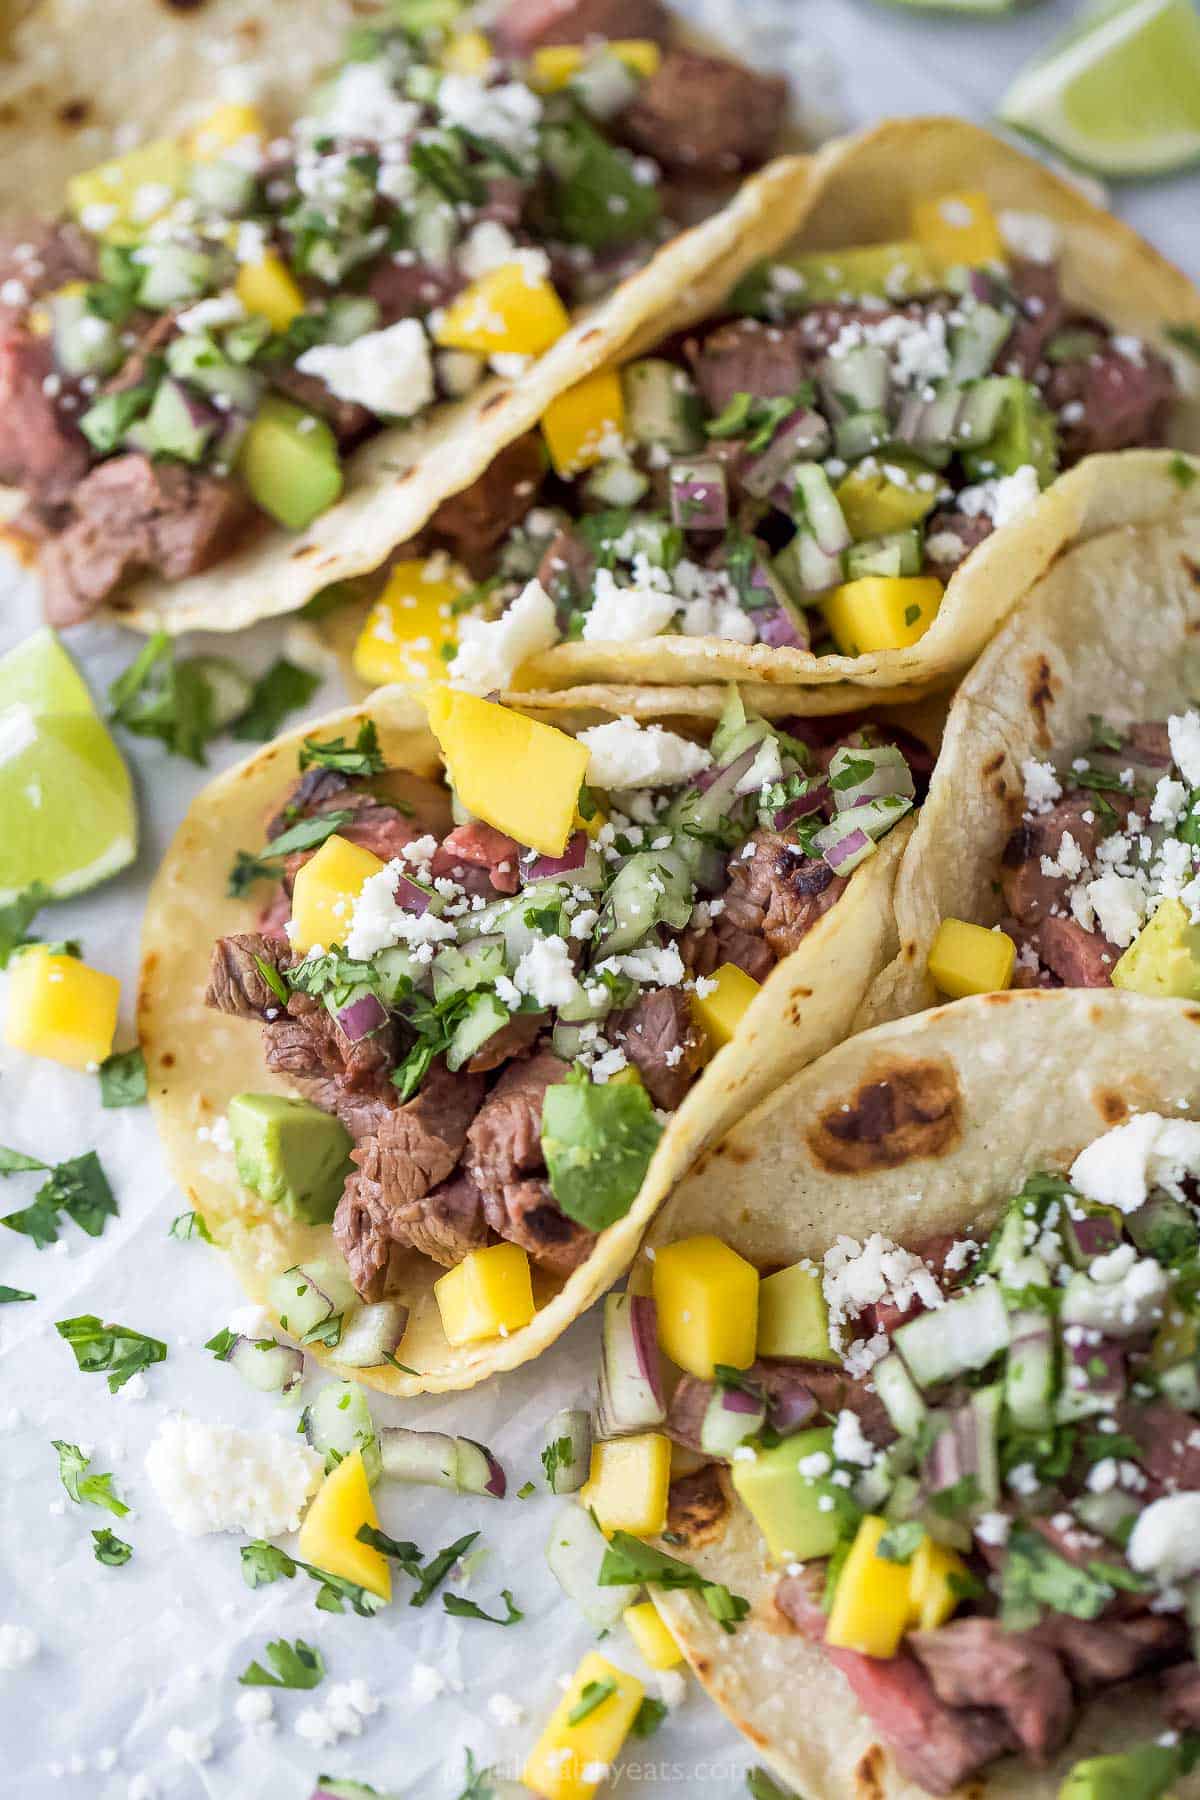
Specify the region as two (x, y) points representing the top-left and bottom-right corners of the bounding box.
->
(0, 631), (137, 903)
(999, 0), (1200, 177)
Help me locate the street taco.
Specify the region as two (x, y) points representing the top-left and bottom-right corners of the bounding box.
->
(585, 991), (1200, 1798)
(332, 116), (1200, 719)
(140, 682), (926, 1393)
(870, 453), (1200, 1022)
(0, 0), (798, 633)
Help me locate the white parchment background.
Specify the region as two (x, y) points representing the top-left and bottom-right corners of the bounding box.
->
(1, 2), (1197, 1795)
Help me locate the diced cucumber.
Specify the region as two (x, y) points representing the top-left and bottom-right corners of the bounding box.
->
(137, 241), (218, 309)
(51, 292), (122, 378)
(303, 1379), (381, 1483)
(844, 527), (923, 581)
(592, 848), (694, 959)
(873, 1352), (928, 1439)
(621, 358), (704, 453)
(818, 343), (890, 415)
(821, 793), (914, 846)
(570, 47), (640, 121)
(700, 1384), (766, 1458)
(833, 409), (891, 462)
(373, 945), (426, 1002)
(884, 1472), (922, 1522)
(791, 463), (851, 553)
(407, 192), (459, 268)
(446, 991), (510, 1071)
(812, 811), (879, 874)
(499, 879), (568, 964)
(615, 514), (682, 569)
(772, 530), (837, 599)
(189, 157), (257, 216)
(269, 1260), (358, 1340)
(432, 935), (507, 1004)
(1075, 1488), (1140, 1544)
(543, 1408), (591, 1495)
(557, 981), (613, 1025)
(1160, 1359), (1200, 1411)
(545, 1503), (639, 1631)
(961, 375), (1058, 486)
(954, 376), (1009, 448)
(166, 333), (264, 413)
(323, 295), (381, 346)
(582, 459), (650, 509)
(948, 304), (1012, 383)
(1004, 1307), (1056, 1430)
(895, 1281), (1009, 1388)
(1127, 1194), (1199, 1265)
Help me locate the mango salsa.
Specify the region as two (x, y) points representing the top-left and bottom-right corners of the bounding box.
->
(821, 575), (943, 656)
(235, 251), (306, 332)
(289, 834), (386, 954)
(928, 917), (1016, 999)
(187, 102), (267, 159)
(532, 39), (662, 90)
(352, 557), (471, 686)
(542, 369), (626, 477)
(911, 191), (1003, 270)
(434, 262), (570, 357)
(425, 686), (589, 858)
(690, 961), (760, 1054)
(579, 1432), (671, 1538)
(825, 1516), (912, 1657)
(66, 138), (188, 242)
(441, 28), (493, 73)
(523, 1651), (644, 1800)
(652, 1234), (758, 1377)
(296, 1448), (392, 1602)
(5, 948), (119, 1070)
(908, 1536), (967, 1631)
(623, 1599), (684, 1670)
(835, 462), (938, 539)
(434, 1241), (536, 1345)
(757, 1262), (837, 1362)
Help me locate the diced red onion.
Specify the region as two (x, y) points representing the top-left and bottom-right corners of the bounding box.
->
(457, 1437), (507, 1498)
(669, 458), (729, 532)
(664, 1373), (711, 1452)
(596, 1292), (665, 1437)
(720, 1385), (764, 1415)
(1066, 1337), (1125, 1404)
(755, 604), (808, 649)
(1071, 1214), (1122, 1258)
(523, 831), (587, 883)
(394, 874), (432, 915)
(742, 406), (830, 499)
(335, 991), (389, 1043)
(765, 1379), (819, 1432)
(822, 825), (870, 871)
(695, 741), (759, 796)
(774, 783), (829, 829)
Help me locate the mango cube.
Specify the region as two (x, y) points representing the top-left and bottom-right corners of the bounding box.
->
(5, 948), (119, 1071)
(1112, 896), (1200, 998)
(928, 917), (1016, 999)
(289, 833), (386, 954)
(835, 463), (938, 539)
(690, 961), (760, 1054)
(911, 191), (1003, 269)
(757, 1262), (837, 1363)
(425, 686), (589, 858)
(442, 28), (493, 73)
(652, 1234), (758, 1378)
(532, 39), (662, 90)
(542, 369), (626, 478)
(434, 262), (570, 357)
(66, 138), (188, 241)
(296, 1448), (392, 1602)
(579, 1433), (671, 1538)
(434, 1241), (536, 1345)
(908, 1536), (967, 1631)
(825, 1515), (912, 1658)
(187, 102), (267, 159)
(235, 251), (306, 333)
(523, 1651), (644, 1800)
(352, 557), (470, 686)
(821, 575), (943, 656)
(624, 1599), (684, 1670)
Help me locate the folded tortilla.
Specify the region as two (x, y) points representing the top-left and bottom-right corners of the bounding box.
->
(868, 449), (1200, 1023)
(139, 683), (915, 1394)
(627, 988), (1200, 1798)
(0, 0), (808, 634)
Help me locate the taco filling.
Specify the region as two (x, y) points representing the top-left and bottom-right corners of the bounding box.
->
(639, 1114), (1200, 1796)
(0, 0), (786, 625)
(1002, 710), (1200, 993)
(381, 188), (1179, 680)
(203, 692), (918, 1315)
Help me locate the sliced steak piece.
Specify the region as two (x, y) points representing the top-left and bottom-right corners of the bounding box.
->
(609, 986), (704, 1110)
(428, 434), (546, 574)
(685, 318), (809, 417)
(493, 0), (670, 53)
(367, 255), (462, 328)
(334, 1062), (489, 1297)
(1123, 720), (1173, 764)
(924, 508), (994, 573)
(1032, 1612), (1186, 1690)
(1044, 339), (1175, 462)
(270, 364), (373, 449)
(0, 330), (91, 509)
(265, 766), (354, 838)
(1036, 914), (1118, 987)
(1000, 797), (1111, 924)
(537, 526), (596, 616)
(774, 1571), (1016, 1796)
(430, 821), (522, 896)
(621, 51), (787, 176)
(1164, 1662), (1200, 1730)
(1002, 258), (1065, 378)
(0, 220), (97, 326)
(257, 885), (293, 940)
(466, 1008), (542, 1073)
(910, 1618), (1074, 1763)
(41, 452), (254, 624)
(679, 915), (777, 984)
(1121, 1400), (1200, 1491)
(725, 830), (849, 959)
(263, 991), (395, 1092)
(465, 1050), (594, 1275)
(205, 933), (290, 1020)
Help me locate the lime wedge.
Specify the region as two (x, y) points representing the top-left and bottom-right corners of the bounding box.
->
(0, 631), (137, 903)
(1000, 0), (1200, 177)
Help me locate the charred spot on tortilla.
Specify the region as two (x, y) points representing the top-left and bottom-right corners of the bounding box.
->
(982, 750), (1005, 776)
(854, 1744), (887, 1800)
(1187, 1007), (1200, 1024)
(1027, 652), (1058, 742)
(480, 393), (510, 415)
(1184, 556), (1200, 588)
(983, 991), (1015, 1003)
(807, 1060), (960, 1173)
(57, 99), (91, 128)
(1095, 1087), (1129, 1126)
(290, 543), (320, 559)
(666, 1462), (730, 1548)
(160, 0), (208, 10)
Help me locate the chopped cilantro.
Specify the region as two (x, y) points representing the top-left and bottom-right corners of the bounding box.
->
(928, 1474), (983, 1518)
(355, 1525), (423, 1580)
(238, 1637), (326, 1689)
(299, 719), (385, 776)
(301, 1312), (343, 1349)
(541, 1433), (575, 1490)
(92, 1528), (133, 1566)
(454, 1750), (501, 1799)
(746, 1771), (798, 1799)
(706, 389), (813, 452)
(1170, 453), (1198, 490)
(904, 603), (921, 626)
(0, 882), (49, 968)
(55, 1314), (167, 1393)
(0, 1285), (34, 1304)
(232, 660), (321, 742)
(228, 809), (355, 897)
(168, 1209), (214, 1244)
(516, 1480), (536, 1499)
(877, 1520), (926, 1564)
(204, 1327), (238, 1359)
(0, 1148), (116, 1249)
(442, 1589), (523, 1626)
(568, 1677), (617, 1726)
(410, 1531), (480, 1608)
(630, 1696), (668, 1739)
(542, 113), (659, 251)
(999, 1525), (1115, 1631)
(254, 954), (289, 1006)
(239, 1539), (384, 1616)
(598, 1532), (749, 1634)
(99, 1046), (147, 1108)
(1087, 714), (1125, 751)
(53, 1440), (129, 1516)
(1165, 323), (1200, 362)
(108, 633), (227, 765)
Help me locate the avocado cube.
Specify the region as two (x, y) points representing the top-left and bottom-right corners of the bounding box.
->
(227, 1093), (352, 1224)
(757, 1263), (838, 1362)
(238, 397), (343, 532)
(1112, 896), (1200, 999)
(1059, 1745), (1183, 1800)
(962, 375), (1058, 486)
(730, 1426), (840, 1563)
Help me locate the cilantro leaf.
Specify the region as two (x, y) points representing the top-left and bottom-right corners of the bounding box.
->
(1166, 323), (1200, 362)
(92, 1528), (133, 1566)
(442, 1589), (522, 1626)
(568, 1677), (617, 1726)
(99, 1047), (147, 1108)
(1170, 453), (1198, 490)
(238, 1637), (326, 1689)
(228, 809), (355, 897)
(204, 1327), (238, 1359)
(168, 1209), (214, 1243)
(299, 719), (385, 777)
(108, 633), (224, 765)
(542, 112), (660, 251)
(302, 1312), (343, 1349)
(0, 1285), (35, 1304)
(0, 1148), (117, 1248)
(877, 1520), (926, 1564)
(0, 882), (49, 968)
(0, 1145), (48, 1175)
(232, 661), (321, 743)
(746, 1771), (799, 1799)
(355, 1525), (423, 1581)
(455, 1751), (502, 1800)
(239, 1539), (383, 1616)
(53, 1440), (129, 1516)
(999, 1525), (1116, 1631)
(598, 1532), (749, 1634)
(631, 1696), (668, 1739)
(55, 1314), (167, 1393)
(541, 1433), (574, 1491)
(411, 1531), (479, 1608)
(241, 1541), (298, 1589)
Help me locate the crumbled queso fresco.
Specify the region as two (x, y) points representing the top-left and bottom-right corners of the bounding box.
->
(143, 1413), (322, 1536)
